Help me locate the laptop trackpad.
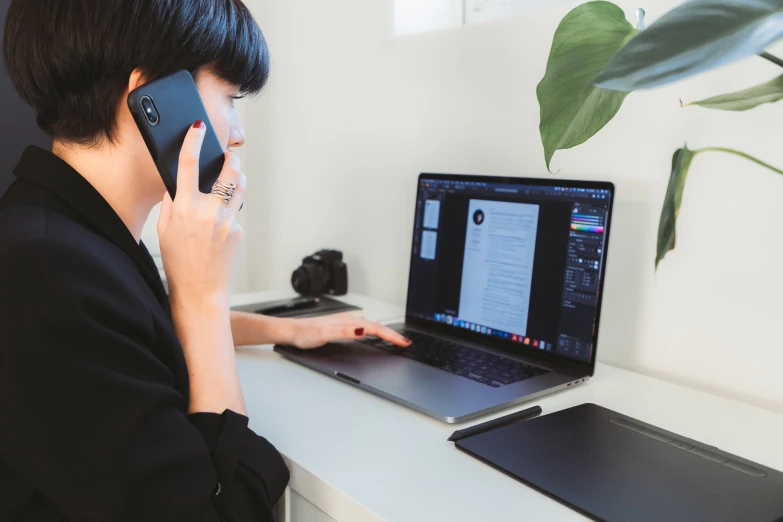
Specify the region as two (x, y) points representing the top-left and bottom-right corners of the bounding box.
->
(281, 341), (442, 383)
(276, 342), (500, 412)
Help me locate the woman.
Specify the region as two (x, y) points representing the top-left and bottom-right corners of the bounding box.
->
(0, 1), (410, 520)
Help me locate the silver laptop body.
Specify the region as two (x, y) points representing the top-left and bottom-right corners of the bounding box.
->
(276, 173), (615, 423)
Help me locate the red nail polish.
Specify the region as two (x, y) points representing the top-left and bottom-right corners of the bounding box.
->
(355, 328), (365, 337)
(193, 120), (205, 129)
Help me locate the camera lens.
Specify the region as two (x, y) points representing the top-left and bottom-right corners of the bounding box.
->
(292, 263), (329, 296)
(140, 96), (159, 126)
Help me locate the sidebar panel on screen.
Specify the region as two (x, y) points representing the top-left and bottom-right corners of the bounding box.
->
(555, 195), (611, 361)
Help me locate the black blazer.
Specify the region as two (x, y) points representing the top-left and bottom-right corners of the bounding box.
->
(0, 147), (289, 521)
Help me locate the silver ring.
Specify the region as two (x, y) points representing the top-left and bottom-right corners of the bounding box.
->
(210, 180), (236, 204)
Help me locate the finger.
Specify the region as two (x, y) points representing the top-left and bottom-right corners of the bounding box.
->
(176, 120), (207, 199)
(333, 325), (366, 340)
(209, 151), (241, 208)
(225, 170), (247, 216)
(157, 193), (173, 237)
(360, 322), (412, 347)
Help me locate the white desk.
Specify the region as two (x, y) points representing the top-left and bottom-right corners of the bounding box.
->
(232, 291), (783, 522)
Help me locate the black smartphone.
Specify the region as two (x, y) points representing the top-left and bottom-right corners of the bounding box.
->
(127, 70), (224, 199)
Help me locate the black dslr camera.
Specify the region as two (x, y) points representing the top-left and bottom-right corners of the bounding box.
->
(292, 249), (348, 297)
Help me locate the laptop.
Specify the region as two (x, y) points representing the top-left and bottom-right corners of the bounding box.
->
(275, 173), (615, 423)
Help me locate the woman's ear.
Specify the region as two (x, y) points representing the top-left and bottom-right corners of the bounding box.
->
(127, 69), (150, 93)
(117, 69), (153, 146)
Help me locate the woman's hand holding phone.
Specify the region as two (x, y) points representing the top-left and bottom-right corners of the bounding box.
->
(158, 120), (248, 415)
(158, 120), (246, 308)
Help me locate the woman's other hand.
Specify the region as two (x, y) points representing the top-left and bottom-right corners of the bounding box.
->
(158, 120), (246, 307)
(287, 314), (412, 350)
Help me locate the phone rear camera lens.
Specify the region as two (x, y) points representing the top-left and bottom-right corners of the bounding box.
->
(140, 96), (159, 126)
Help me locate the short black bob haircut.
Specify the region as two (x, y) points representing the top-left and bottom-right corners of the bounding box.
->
(3, 0), (270, 145)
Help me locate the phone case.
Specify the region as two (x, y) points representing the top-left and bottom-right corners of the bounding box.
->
(127, 70), (225, 199)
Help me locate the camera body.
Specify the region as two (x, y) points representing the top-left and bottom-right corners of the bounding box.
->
(292, 249), (348, 297)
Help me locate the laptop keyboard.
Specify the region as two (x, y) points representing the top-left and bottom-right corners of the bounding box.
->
(361, 330), (549, 388)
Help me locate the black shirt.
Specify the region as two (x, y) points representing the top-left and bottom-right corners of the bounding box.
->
(0, 147), (289, 521)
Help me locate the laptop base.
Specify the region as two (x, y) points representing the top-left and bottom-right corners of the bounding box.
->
(274, 338), (587, 423)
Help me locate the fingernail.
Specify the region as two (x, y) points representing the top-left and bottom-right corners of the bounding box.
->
(403, 337), (412, 345)
(193, 120), (205, 129)
(355, 328), (365, 337)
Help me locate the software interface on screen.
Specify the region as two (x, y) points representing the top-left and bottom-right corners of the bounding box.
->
(407, 177), (612, 363)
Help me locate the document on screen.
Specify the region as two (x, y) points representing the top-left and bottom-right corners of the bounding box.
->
(458, 199), (539, 335)
(421, 230), (438, 260)
(423, 200), (441, 230)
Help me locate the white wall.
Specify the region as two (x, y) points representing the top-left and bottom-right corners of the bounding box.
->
(239, 0), (783, 412)
(394, 0), (462, 36)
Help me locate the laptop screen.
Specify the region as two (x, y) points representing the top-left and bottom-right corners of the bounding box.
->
(405, 174), (614, 364)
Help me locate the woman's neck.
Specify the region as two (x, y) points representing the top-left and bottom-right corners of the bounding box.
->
(51, 141), (161, 243)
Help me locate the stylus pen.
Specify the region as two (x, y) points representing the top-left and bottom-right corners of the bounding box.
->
(448, 405), (542, 442)
(255, 297), (320, 316)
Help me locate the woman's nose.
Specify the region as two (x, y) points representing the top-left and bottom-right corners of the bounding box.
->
(229, 126), (246, 149)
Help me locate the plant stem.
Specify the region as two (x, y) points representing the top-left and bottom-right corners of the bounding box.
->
(694, 147), (783, 176)
(760, 52), (783, 69)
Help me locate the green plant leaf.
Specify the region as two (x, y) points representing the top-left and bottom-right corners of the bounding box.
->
(596, 0), (783, 92)
(657, 146), (697, 268)
(537, 1), (638, 171)
(685, 74), (783, 110)
(656, 146), (783, 267)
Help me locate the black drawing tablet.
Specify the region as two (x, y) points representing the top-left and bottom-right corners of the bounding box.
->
(456, 403), (783, 522)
